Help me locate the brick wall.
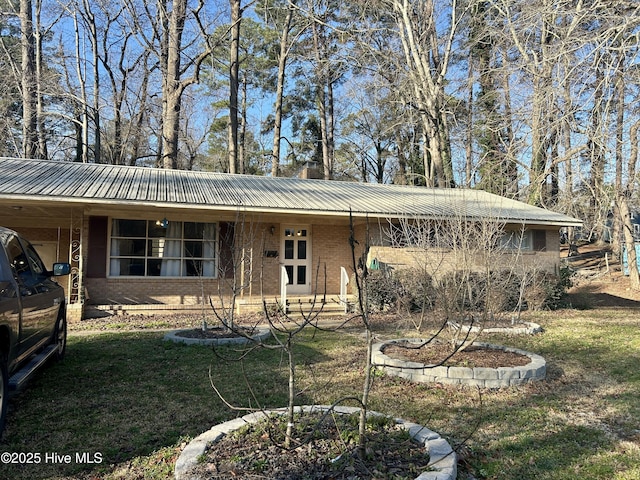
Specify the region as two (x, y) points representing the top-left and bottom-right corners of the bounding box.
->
(83, 220), (367, 304)
(367, 227), (562, 278)
(82, 219), (562, 306)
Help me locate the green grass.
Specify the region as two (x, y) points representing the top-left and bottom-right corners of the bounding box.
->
(1, 309), (639, 479)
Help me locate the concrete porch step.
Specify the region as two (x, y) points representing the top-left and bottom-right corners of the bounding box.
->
(85, 295), (356, 318)
(239, 295), (354, 316)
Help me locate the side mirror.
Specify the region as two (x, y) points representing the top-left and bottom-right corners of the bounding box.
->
(52, 262), (71, 276)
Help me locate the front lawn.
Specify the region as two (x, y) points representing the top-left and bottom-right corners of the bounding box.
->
(1, 308), (639, 480)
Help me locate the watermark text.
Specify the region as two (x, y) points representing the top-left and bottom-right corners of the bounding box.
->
(1, 451), (103, 465)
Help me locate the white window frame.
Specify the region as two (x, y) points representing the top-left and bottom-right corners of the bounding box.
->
(108, 219), (217, 278)
(499, 230), (533, 251)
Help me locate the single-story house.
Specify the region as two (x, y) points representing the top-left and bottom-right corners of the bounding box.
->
(0, 157), (582, 320)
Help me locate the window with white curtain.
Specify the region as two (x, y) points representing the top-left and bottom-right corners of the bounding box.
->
(109, 219), (217, 277)
(499, 230), (533, 251)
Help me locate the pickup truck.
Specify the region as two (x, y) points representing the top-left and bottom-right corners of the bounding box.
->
(0, 226), (70, 435)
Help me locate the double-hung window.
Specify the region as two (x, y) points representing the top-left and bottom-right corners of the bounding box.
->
(109, 219), (217, 277)
(499, 229), (547, 252)
(499, 230), (533, 251)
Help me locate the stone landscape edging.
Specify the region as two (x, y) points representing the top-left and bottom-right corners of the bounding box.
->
(373, 339), (546, 389)
(448, 320), (543, 335)
(163, 326), (271, 346)
(174, 405), (457, 480)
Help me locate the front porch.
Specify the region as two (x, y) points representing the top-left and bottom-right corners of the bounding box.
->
(84, 293), (357, 319)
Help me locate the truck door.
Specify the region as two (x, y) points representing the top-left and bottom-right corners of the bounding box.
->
(4, 235), (60, 359)
(0, 250), (20, 369)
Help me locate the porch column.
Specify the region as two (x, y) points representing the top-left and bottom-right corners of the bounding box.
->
(67, 212), (85, 321)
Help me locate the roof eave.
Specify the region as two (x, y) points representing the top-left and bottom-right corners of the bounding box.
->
(0, 194), (584, 227)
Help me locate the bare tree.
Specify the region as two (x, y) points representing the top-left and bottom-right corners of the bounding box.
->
(127, 0), (223, 169)
(377, 0), (466, 187)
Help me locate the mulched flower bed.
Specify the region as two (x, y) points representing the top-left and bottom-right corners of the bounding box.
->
(188, 412), (433, 480)
(383, 342), (531, 368)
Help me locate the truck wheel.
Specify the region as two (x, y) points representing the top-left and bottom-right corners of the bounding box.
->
(0, 354), (8, 436)
(53, 314), (67, 362)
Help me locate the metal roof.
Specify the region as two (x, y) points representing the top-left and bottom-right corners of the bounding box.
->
(0, 157), (582, 226)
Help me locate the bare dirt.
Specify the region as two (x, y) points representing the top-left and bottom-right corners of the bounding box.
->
(562, 244), (640, 308)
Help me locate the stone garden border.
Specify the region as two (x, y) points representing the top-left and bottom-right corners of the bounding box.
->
(448, 320), (543, 335)
(163, 326), (271, 346)
(174, 405), (456, 480)
(373, 340), (546, 389)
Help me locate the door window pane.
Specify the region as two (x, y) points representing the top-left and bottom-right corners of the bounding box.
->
(297, 265), (306, 285)
(298, 240), (307, 260)
(285, 265), (294, 285)
(284, 240), (294, 260)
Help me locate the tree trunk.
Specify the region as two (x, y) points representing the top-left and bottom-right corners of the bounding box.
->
(311, 20), (333, 180)
(465, 54), (473, 187)
(82, 0), (101, 163)
(162, 0), (187, 169)
(67, 6), (90, 163)
(619, 195), (640, 289)
(228, 0), (242, 174)
(271, 2), (294, 177)
(34, 0), (47, 159)
(20, 0), (38, 159)
(239, 75), (246, 174)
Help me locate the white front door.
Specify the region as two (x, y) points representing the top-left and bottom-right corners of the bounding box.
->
(281, 226), (311, 294)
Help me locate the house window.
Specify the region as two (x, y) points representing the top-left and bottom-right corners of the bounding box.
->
(499, 230), (533, 251)
(499, 230), (547, 252)
(109, 219), (217, 277)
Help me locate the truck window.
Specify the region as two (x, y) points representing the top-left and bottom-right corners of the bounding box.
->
(5, 236), (31, 278)
(23, 243), (46, 276)
(0, 257), (15, 299)
(4, 235), (40, 294)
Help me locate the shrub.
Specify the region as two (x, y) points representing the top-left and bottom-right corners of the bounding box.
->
(523, 268), (572, 310)
(394, 269), (435, 313)
(364, 269), (401, 312)
(487, 270), (523, 312)
(435, 271), (495, 313)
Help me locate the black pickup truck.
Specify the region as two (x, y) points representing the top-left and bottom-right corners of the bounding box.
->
(0, 226), (70, 435)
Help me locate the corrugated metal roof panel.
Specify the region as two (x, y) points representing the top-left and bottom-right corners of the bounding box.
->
(0, 157), (582, 226)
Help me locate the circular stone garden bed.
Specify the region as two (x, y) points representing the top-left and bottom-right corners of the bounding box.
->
(175, 405), (457, 480)
(373, 339), (546, 389)
(164, 326), (271, 346)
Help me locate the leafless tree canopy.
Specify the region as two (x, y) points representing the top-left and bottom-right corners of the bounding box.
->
(1, 0), (640, 280)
